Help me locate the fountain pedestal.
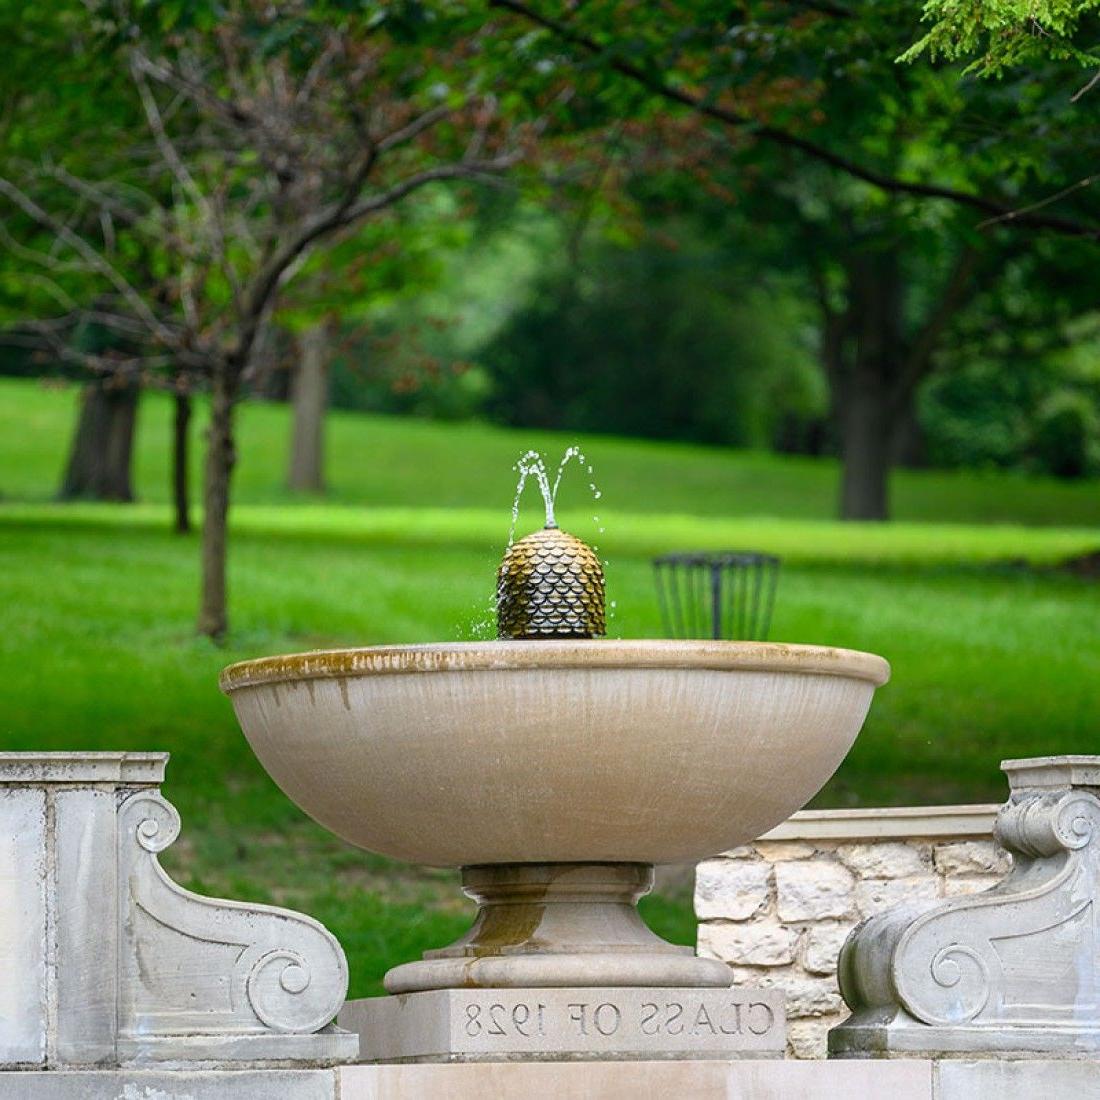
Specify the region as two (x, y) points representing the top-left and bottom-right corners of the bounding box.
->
(350, 862), (781, 1063)
(384, 863), (731, 994)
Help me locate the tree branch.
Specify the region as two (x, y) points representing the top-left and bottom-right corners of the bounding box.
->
(490, 0), (1100, 239)
(377, 104), (453, 152)
(131, 51), (244, 312)
(0, 178), (182, 349)
(2, 319), (181, 382)
(975, 174), (1098, 231)
(341, 157), (519, 225)
(237, 152), (518, 370)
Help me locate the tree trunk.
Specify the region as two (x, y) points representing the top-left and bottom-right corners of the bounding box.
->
(59, 379), (139, 501)
(287, 321), (330, 493)
(824, 240), (979, 520)
(891, 402), (925, 468)
(173, 392), (192, 534)
(196, 372), (237, 641)
(838, 378), (892, 520)
(835, 247), (903, 521)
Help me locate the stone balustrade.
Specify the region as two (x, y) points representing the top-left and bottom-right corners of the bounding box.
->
(0, 750), (1095, 1096)
(694, 804), (1007, 1058)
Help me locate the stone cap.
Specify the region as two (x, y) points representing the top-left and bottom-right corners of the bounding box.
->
(220, 640), (890, 692)
(0, 752), (167, 785)
(1001, 755), (1100, 791)
(758, 803), (998, 843)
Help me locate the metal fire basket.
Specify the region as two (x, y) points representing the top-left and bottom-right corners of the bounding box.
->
(652, 551), (780, 641)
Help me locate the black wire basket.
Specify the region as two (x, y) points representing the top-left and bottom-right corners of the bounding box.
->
(653, 551), (781, 641)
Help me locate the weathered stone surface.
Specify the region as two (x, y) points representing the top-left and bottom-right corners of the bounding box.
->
(223, 642), (890, 871)
(854, 875), (939, 916)
(0, 1070), (337, 1099)
(833, 755), (1100, 1059)
(802, 922), (854, 976)
(694, 859), (770, 921)
(698, 921), (795, 967)
(721, 844), (757, 860)
(761, 805), (998, 843)
(342, 988), (786, 1063)
(837, 842), (929, 879)
(117, 789), (355, 1063)
(0, 789), (47, 1067)
(942, 874), (1000, 897)
(781, 976), (844, 1018)
(933, 840), (1011, 876)
(775, 861), (856, 921)
(0, 752), (357, 1070)
(935, 1060), (1100, 1100)
(787, 1017), (837, 1060)
(734, 970), (843, 1018)
(337, 1059), (935, 1100)
(387, 863), (731, 994)
(755, 840), (816, 862)
(54, 787), (119, 1066)
(4, 1059), (1092, 1099)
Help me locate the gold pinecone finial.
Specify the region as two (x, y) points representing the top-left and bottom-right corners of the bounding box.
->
(496, 525), (606, 639)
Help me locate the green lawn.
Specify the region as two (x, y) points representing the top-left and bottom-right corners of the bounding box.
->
(1, 376), (1098, 996)
(8, 376), (1100, 525)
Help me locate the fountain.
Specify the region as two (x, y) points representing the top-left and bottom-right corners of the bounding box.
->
(220, 451), (889, 1061)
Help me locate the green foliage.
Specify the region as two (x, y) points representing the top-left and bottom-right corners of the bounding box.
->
(901, 0), (1100, 75)
(330, 352), (494, 421)
(922, 362), (1040, 471)
(922, 356), (1100, 480)
(480, 238), (823, 449)
(1032, 390), (1100, 478)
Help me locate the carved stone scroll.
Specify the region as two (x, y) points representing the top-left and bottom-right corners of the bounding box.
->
(830, 756), (1100, 1058)
(0, 752), (357, 1070)
(117, 790), (358, 1063)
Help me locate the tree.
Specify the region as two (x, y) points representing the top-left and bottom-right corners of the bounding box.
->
(59, 376), (140, 501)
(608, 117), (1003, 516)
(492, 0), (1098, 237)
(0, 2), (151, 503)
(277, 193), (471, 494)
(490, 0), (1100, 517)
(747, 158), (1001, 518)
(0, 2), (527, 638)
(480, 226), (822, 449)
(287, 319), (333, 494)
(171, 384), (193, 534)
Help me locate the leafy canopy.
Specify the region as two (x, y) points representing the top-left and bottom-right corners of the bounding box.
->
(901, 0), (1100, 75)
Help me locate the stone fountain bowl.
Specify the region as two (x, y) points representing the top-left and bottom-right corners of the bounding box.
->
(220, 640), (889, 868)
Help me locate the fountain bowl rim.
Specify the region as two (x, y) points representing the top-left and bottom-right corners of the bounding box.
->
(219, 639), (889, 694)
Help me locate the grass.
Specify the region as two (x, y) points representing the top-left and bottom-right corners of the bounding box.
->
(1, 376), (1098, 995)
(8, 376), (1100, 526)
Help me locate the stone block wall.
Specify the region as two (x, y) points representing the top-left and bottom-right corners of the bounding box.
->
(694, 805), (1008, 1059)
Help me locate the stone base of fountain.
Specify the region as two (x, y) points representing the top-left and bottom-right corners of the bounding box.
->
(358, 862), (771, 1064)
(341, 986), (785, 1063)
(383, 863), (732, 994)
